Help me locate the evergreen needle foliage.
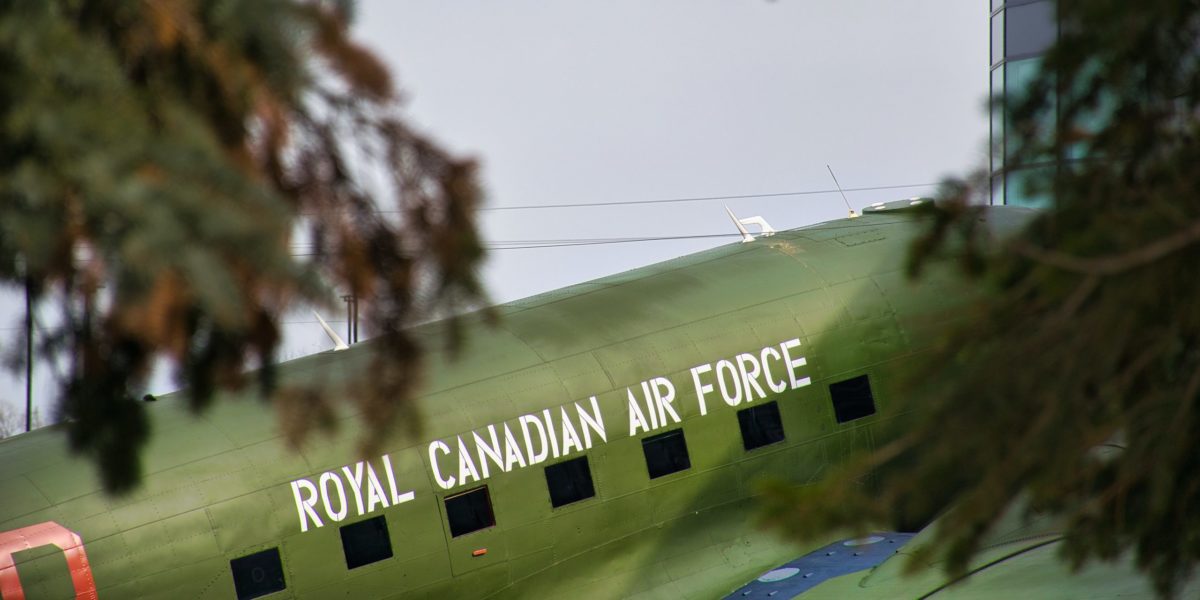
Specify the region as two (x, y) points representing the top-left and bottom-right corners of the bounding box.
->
(762, 1), (1200, 596)
(0, 0), (489, 492)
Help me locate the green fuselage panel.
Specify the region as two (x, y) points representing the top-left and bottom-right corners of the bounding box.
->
(0, 209), (1031, 599)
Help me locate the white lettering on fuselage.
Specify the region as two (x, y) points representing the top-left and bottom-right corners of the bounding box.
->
(426, 337), (810, 492)
(289, 457), (414, 532)
(288, 337), (810, 533)
(691, 338), (811, 415)
(427, 397), (608, 492)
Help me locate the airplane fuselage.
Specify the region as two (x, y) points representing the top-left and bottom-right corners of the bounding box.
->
(0, 207), (1031, 599)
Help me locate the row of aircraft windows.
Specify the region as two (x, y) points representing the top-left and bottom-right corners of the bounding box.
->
(228, 375), (876, 599)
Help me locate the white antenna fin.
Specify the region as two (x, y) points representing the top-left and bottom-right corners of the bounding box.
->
(738, 215), (776, 237)
(313, 310), (349, 351)
(725, 205), (756, 243)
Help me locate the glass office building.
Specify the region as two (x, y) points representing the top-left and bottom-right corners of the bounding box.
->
(989, 0), (1057, 206)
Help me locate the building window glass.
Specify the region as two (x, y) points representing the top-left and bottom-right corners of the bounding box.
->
(1004, 57), (1055, 166)
(991, 66), (1005, 173)
(230, 548), (286, 600)
(1005, 54), (1044, 106)
(990, 12), (1004, 65)
(340, 515), (393, 569)
(1005, 1), (1056, 59)
(1005, 166), (1054, 209)
(544, 456), (597, 508)
(829, 375), (876, 423)
(445, 486), (496, 537)
(737, 401), (786, 450)
(1065, 59), (1114, 161)
(642, 428), (691, 479)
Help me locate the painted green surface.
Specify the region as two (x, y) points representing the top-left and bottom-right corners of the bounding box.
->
(795, 497), (1200, 599)
(0, 207), (1054, 599)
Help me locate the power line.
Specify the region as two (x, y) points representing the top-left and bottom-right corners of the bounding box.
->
(59, 212), (910, 266)
(354, 182), (938, 214)
(485, 219), (899, 249)
(287, 233), (744, 254)
(56, 216), (902, 267)
(288, 233), (741, 252)
(477, 182), (936, 211)
(487, 233), (742, 249)
(289, 219), (902, 253)
(6, 219), (907, 335)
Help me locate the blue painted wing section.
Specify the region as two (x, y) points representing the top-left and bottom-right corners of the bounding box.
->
(723, 532), (914, 599)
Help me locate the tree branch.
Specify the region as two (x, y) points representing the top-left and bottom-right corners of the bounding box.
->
(1013, 218), (1200, 275)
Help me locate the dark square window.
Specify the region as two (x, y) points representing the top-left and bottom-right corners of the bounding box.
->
(830, 375), (876, 423)
(737, 401), (786, 450)
(340, 515), (393, 569)
(445, 486), (495, 537)
(642, 428), (691, 479)
(544, 456), (596, 508)
(230, 548), (286, 600)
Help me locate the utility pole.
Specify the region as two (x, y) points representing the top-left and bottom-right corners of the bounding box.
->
(341, 294), (358, 344)
(24, 276), (32, 433)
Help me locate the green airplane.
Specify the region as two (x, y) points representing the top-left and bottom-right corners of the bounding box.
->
(0, 201), (1187, 599)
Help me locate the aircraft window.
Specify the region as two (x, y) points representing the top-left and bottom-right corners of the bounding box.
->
(642, 428), (691, 479)
(737, 401), (786, 450)
(340, 515), (393, 569)
(830, 375), (876, 423)
(230, 547), (286, 600)
(544, 456), (596, 508)
(445, 486), (496, 537)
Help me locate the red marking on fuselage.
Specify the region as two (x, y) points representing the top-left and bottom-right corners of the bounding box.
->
(0, 521), (97, 600)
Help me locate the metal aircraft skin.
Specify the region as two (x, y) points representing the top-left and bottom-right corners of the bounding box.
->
(0, 203), (1180, 599)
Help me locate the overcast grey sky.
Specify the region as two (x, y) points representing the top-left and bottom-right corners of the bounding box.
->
(0, 0), (988, 429)
(355, 0), (988, 301)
